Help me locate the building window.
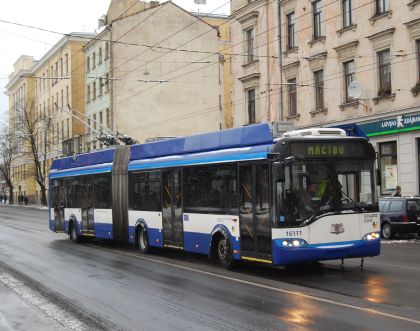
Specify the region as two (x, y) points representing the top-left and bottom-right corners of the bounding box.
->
(86, 57), (90, 72)
(92, 52), (96, 69)
(376, 0), (390, 15)
(287, 12), (296, 50)
(105, 42), (109, 60)
(378, 49), (391, 96)
(60, 58), (63, 78)
(105, 73), (110, 92)
(287, 78), (297, 116)
(92, 82), (97, 100)
(344, 60), (355, 102)
(66, 86), (69, 106)
(246, 28), (254, 63)
(66, 118), (70, 139)
(99, 78), (103, 96)
(93, 114), (97, 130)
(313, 0), (323, 39)
(106, 108), (110, 128)
(314, 70), (324, 109)
(99, 47), (103, 64)
(65, 53), (68, 74)
(87, 85), (91, 102)
(99, 111), (103, 128)
(379, 141), (397, 195)
(247, 89), (256, 124)
(342, 0), (352, 28)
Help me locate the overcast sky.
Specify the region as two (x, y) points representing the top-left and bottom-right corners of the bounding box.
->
(0, 0), (230, 128)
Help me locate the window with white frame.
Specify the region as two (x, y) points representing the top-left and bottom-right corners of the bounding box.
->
(246, 28), (254, 63)
(342, 0), (353, 28)
(313, 0), (323, 39)
(376, 0), (390, 15)
(247, 89), (256, 123)
(314, 69), (324, 109)
(344, 60), (355, 102)
(287, 12), (296, 49)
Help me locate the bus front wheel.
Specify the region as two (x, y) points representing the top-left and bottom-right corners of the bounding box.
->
(217, 234), (234, 269)
(137, 226), (149, 253)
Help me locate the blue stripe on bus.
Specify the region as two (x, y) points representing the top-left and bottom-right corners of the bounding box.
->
(50, 166), (112, 179)
(128, 152), (268, 171)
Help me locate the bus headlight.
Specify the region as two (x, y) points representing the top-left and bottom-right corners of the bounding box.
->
(280, 239), (308, 247)
(362, 232), (380, 241)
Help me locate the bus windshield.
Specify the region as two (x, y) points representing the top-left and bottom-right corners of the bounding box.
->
(274, 159), (377, 227)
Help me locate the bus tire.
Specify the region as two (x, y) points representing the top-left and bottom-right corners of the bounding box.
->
(381, 223), (393, 240)
(137, 225), (149, 254)
(217, 233), (234, 269)
(69, 221), (80, 243)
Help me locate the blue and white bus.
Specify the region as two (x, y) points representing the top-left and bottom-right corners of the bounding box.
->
(49, 123), (381, 267)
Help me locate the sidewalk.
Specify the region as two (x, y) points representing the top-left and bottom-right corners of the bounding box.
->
(0, 276), (63, 331)
(0, 203), (48, 210)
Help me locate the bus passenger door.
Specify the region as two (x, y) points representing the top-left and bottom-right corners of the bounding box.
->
(162, 169), (183, 248)
(52, 179), (65, 232)
(81, 176), (94, 233)
(239, 164), (271, 258)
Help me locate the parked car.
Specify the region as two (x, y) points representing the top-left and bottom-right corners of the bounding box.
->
(378, 197), (420, 239)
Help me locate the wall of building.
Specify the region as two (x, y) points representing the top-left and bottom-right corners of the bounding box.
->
(84, 28), (112, 152)
(111, 2), (222, 142)
(230, 0), (281, 127)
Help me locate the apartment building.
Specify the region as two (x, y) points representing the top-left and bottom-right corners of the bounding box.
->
(5, 55), (36, 203)
(110, 1), (225, 142)
(193, 12), (233, 128)
(231, 0), (420, 195)
(230, 0), (281, 127)
(6, 33), (94, 204)
(83, 27), (112, 152)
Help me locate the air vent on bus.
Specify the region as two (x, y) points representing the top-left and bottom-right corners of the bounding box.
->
(283, 128), (346, 137)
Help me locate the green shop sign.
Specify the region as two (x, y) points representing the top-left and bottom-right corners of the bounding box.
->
(359, 114), (420, 137)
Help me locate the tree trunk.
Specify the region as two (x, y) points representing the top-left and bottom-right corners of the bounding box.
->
(40, 186), (47, 206)
(8, 188), (14, 205)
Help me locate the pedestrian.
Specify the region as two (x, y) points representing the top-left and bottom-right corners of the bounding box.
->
(24, 195), (28, 205)
(393, 185), (402, 197)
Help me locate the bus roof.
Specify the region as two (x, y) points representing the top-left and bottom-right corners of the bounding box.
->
(51, 123), (274, 171)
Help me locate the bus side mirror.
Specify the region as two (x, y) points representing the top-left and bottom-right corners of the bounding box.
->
(273, 162), (285, 182)
(376, 168), (381, 186)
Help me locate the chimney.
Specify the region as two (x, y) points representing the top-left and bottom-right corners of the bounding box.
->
(150, 1), (159, 7)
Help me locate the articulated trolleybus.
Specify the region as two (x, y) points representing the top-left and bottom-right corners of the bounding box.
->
(49, 124), (381, 267)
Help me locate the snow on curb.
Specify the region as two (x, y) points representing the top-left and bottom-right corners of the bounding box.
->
(0, 273), (85, 330)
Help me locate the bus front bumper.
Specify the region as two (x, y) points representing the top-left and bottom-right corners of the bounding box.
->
(272, 239), (381, 266)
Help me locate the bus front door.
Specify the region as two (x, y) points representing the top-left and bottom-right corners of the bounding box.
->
(52, 180), (65, 232)
(239, 164), (271, 259)
(162, 169), (183, 248)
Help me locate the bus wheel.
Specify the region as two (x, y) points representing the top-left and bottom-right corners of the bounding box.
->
(217, 234), (234, 269)
(137, 226), (149, 253)
(69, 221), (80, 243)
(381, 223), (393, 240)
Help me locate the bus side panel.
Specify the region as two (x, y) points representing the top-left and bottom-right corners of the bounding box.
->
(128, 210), (163, 247)
(94, 209), (113, 239)
(64, 208), (81, 234)
(183, 213), (240, 256)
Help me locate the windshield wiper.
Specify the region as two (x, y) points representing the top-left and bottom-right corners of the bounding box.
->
(340, 190), (363, 212)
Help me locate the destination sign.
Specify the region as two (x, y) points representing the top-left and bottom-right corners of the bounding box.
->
(290, 141), (372, 159)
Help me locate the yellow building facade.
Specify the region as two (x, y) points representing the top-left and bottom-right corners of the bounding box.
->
(6, 34), (94, 204)
(5, 56), (37, 203)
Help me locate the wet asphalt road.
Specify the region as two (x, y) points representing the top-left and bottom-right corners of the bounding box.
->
(1, 205), (420, 330)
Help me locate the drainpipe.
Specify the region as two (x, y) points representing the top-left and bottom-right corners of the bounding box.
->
(277, 0), (284, 121)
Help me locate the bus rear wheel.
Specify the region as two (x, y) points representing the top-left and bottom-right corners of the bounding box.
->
(137, 226), (149, 253)
(217, 234), (234, 269)
(69, 221), (80, 243)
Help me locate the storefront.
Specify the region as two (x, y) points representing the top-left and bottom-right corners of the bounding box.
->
(358, 113), (420, 196)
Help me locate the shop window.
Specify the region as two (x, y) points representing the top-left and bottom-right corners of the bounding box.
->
(379, 141), (397, 195)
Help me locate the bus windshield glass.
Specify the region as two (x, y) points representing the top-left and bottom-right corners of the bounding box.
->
(274, 159), (377, 227)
